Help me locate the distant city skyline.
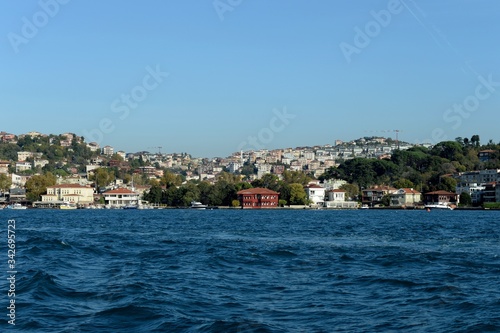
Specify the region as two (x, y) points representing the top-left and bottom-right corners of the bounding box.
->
(2, 1), (499, 157)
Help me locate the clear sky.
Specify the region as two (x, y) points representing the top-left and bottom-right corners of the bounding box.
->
(1, 0), (499, 157)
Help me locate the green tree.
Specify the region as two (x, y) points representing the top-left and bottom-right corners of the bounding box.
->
(339, 183), (359, 201)
(437, 176), (457, 192)
(251, 174), (280, 191)
(144, 184), (163, 204)
(25, 172), (56, 201)
(289, 183), (308, 205)
(459, 192), (472, 207)
(91, 168), (115, 188)
(393, 178), (414, 189)
(318, 167), (344, 181)
(0, 174), (12, 194)
(160, 170), (182, 187)
(381, 194), (391, 207)
(470, 134), (480, 147)
(282, 170), (312, 185)
(431, 141), (463, 160)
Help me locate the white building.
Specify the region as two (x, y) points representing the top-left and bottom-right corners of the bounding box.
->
(456, 169), (500, 184)
(17, 151), (43, 162)
(304, 184), (326, 207)
(0, 161), (10, 174)
(41, 184), (94, 204)
(34, 159), (49, 168)
(102, 145), (114, 156)
(11, 174), (29, 187)
(325, 189), (358, 209)
(456, 183), (485, 204)
(103, 188), (140, 208)
(322, 179), (347, 191)
(15, 162), (32, 172)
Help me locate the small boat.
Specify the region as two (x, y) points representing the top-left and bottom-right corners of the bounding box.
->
(360, 204), (369, 209)
(6, 203), (27, 210)
(190, 201), (208, 209)
(60, 202), (77, 210)
(424, 203), (454, 210)
(123, 204), (138, 210)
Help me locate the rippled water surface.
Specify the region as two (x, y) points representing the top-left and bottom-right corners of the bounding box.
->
(1, 209), (499, 332)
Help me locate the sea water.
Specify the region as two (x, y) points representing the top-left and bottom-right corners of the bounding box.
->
(0, 209), (499, 332)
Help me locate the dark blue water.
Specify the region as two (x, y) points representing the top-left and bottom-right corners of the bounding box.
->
(1, 209), (499, 332)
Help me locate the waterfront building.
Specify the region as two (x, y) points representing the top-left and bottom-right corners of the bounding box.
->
(103, 188), (140, 208)
(237, 188), (279, 209)
(390, 188), (421, 207)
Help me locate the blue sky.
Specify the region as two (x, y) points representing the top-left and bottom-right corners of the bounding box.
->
(1, 0), (499, 157)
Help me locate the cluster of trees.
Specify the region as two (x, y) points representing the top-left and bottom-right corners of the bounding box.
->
(0, 134), (99, 175)
(24, 172), (57, 202)
(143, 170), (314, 207)
(4, 132), (500, 206)
(320, 136), (499, 198)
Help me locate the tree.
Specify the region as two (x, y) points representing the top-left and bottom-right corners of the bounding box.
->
(339, 183), (359, 201)
(437, 176), (457, 192)
(160, 170), (182, 188)
(393, 178), (414, 189)
(144, 184), (163, 204)
(381, 194), (391, 207)
(470, 134), (480, 147)
(318, 167), (344, 181)
(0, 174), (12, 194)
(91, 168), (115, 188)
(25, 172), (56, 201)
(289, 183), (308, 205)
(459, 192), (472, 207)
(251, 174), (280, 191)
(282, 170), (312, 185)
(431, 141), (463, 161)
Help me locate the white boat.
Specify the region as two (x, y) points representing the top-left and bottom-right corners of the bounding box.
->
(6, 203), (27, 210)
(424, 203), (454, 210)
(190, 201), (208, 209)
(60, 202), (77, 210)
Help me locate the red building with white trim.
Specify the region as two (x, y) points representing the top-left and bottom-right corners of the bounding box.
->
(237, 187), (279, 209)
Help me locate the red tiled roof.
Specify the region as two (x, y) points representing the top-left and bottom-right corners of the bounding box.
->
(330, 189), (346, 193)
(425, 190), (456, 195)
(104, 188), (138, 194)
(237, 187), (279, 195)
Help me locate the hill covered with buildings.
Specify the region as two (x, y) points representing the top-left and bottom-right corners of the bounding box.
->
(0, 130), (499, 208)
